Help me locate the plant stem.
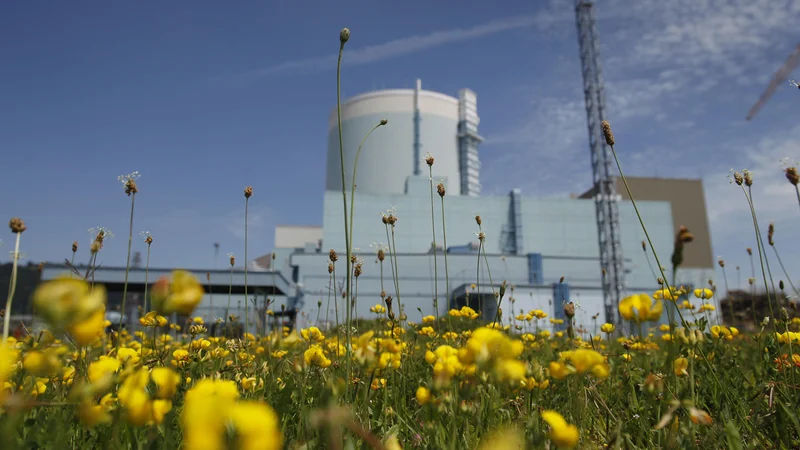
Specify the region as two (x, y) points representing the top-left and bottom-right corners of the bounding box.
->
(244, 197), (250, 337)
(741, 185), (775, 329)
(427, 166), (440, 324)
(226, 267), (233, 324)
(771, 245), (799, 300)
(119, 193), (136, 342)
(440, 196), (452, 331)
(143, 244), (151, 314)
(2, 233), (22, 342)
(335, 37), (352, 349)
(390, 225), (403, 321)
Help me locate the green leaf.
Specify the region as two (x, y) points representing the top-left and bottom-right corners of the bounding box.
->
(723, 421), (743, 450)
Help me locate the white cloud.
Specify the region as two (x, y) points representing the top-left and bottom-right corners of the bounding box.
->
(224, 15), (558, 81)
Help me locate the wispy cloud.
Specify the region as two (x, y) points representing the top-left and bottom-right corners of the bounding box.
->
(224, 15), (557, 82)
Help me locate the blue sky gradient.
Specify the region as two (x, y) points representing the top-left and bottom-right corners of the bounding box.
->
(2, 0), (800, 295)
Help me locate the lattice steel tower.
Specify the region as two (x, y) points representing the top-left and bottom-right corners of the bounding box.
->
(575, 0), (625, 324)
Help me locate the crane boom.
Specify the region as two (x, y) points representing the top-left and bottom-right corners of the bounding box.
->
(575, 0), (625, 325)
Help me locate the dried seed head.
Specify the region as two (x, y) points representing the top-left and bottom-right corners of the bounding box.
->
(380, 290), (386, 299)
(353, 264), (362, 277)
(676, 225), (694, 244)
(779, 280), (785, 291)
(8, 217), (27, 233)
(272, 252), (276, 260)
(90, 241), (102, 254)
(708, 279), (713, 286)
(72, 241), (79, 253)
(784, 167), (799, 186)
(384, 215), (397, 226)
(742, 170), (753, 186)
(768, 222), (774, 246)
(350, 255), (357, 264)
(478, 231), (485, 242)
(657, 277), (664, 285)
(145, 235), (153, 245)
(244, 186), (253, 199)
(718, 259), (725, 268)
(377, 249), (385, 262)
(328, 263), (334, 274)
(339, 28), (350, 44)
(437, 183), (446, 197)
(475, 215), (482, 226)
(381, 215), (389, 225)
(748, 277), (755, 285)
(229, 254), (235, 266)
(559, 276), (565, 283)
(601, 120), (615, 146)
(380, 118), (388, 126)
(733, 172), (743, 185)
(746, 247), (752, 256)
(125, 179), (138, 196)
(425, 154), (434, 167)
(329, 249), (338, 262)
(641, 240), (646, 252)
(564, 302), (575, 319)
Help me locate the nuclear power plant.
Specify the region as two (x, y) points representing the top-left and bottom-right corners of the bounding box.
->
(258, 80), (716, 333)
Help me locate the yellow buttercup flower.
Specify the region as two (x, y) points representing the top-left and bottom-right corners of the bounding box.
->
(227, 401), (283, 450)
(618, 293), (663, 323)
(693, 288), (713, 299)
(674, 357), (689, 376)
(416, 386), (431, 405)
(32, 277), (106, 331)
(151, 367), (181, 399)
(541, 410), (579, 448)
(600, 323), (615, 334)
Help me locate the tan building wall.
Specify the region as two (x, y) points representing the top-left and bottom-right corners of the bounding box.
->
(580, 177), (713, 269)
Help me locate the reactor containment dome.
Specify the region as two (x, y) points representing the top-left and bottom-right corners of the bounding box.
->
(325, 80), (483, 197)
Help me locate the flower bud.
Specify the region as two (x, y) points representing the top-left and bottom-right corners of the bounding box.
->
(339, 28), (350, 43)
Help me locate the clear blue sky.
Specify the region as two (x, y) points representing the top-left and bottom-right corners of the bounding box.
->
(2, 0), (800, 294)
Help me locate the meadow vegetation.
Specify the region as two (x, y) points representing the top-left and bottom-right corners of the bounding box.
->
(1, 28), (800, 450)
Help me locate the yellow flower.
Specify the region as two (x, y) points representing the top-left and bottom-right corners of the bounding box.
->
(150, 270), (205, 316)
(78, 397), (113, 427)
(23, 350), (62, 377)
(674, 357), (689, 376)
(152, 399), (173, 425)
(139, 311), (168, 327)
(370, 378), (387, 390)
(621, 353), (632, 362)
(117, 369), (153, 426)
(416, 386), (431, 405)
(227, 401), (283, 450)
(653, 287), (681, 301)
(182, 379), (240, 450)
(541, 410), (579, 448)
(693, 288), (713, 299)
(618, 293), (663, 323)
(659, 324), (671, 332)
(548, 361), (571, 380)
(600, 323), (615, 334)
(151, 367), (181, 399)
(370, 304), (386, 314)
(698, 303), (715, 312)
(422, 315), (436, 324)
(32, 277), (106, 330)
(67, 308), (107, 346)
(88, 356), (121, 383)
(303, 345), (332, 368)
(300, 327), (326, 342)
(172, 349), (191, 368)
(116, 347), (140, 366)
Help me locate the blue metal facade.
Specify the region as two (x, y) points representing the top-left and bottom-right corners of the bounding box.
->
(273, 184), (714, 333)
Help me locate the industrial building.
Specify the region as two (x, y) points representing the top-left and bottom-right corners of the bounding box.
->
(262, 81), (716, 334)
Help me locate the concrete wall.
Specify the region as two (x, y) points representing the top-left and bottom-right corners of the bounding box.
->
(325, 90), (461, 196)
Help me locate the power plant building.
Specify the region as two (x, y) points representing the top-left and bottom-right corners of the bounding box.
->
(265, 81), (716, 333)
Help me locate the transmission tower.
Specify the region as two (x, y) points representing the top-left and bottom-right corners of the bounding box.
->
(575, 0), (625, 325)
